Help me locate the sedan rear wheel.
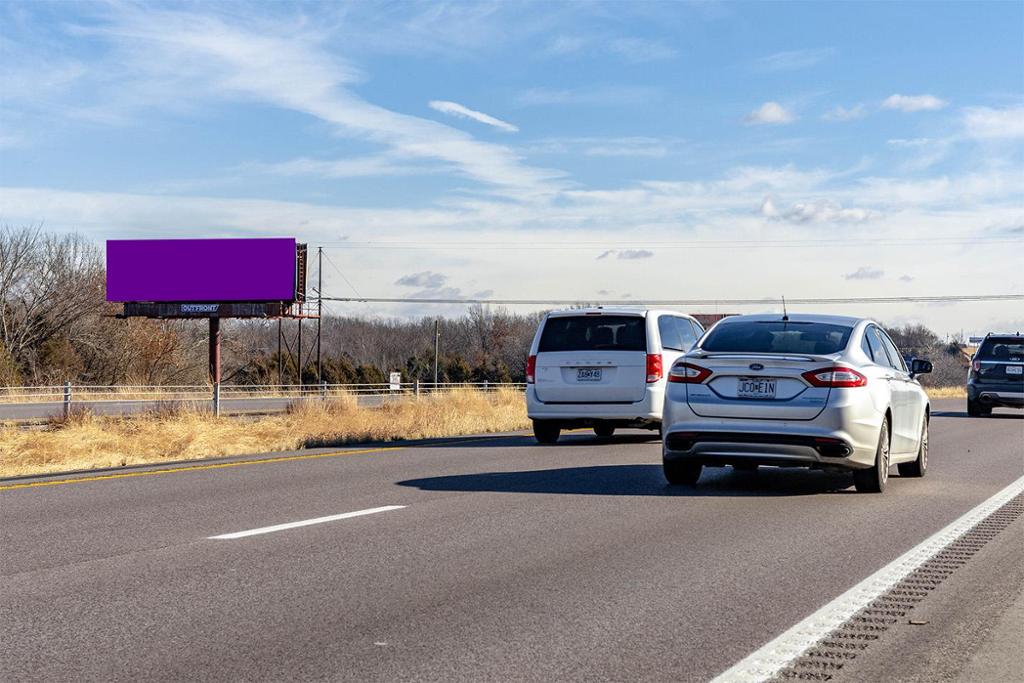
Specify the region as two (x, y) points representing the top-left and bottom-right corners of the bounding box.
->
(593, 423), (615, 439)
(898, 418), (928, 478)
(663, 459), (702, 486)
(853, 419), (890, 493)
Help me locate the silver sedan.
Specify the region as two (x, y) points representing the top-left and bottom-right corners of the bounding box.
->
(661, 314), (931, 493)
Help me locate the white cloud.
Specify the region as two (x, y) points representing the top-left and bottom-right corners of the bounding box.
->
(597, 249), (655, 260)
(963, 106), (1024, 140)
(546, 34), (588, 55)
(396, 271), (448, 288)
(751, 48), (835, 72)
(823, 104), (867, 122)
(882, 94), (948, 112)
(525, 136), (674, 158)
(899, 275), (915, 283)
(845, 267), (885, 280)
(744, 102), (795, 125)
(59, 6), (559, 198)
(761, 197), (881, 223)
(428, 100), (519, 133)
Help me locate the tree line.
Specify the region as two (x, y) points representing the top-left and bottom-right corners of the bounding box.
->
(1, 226), (969, 387)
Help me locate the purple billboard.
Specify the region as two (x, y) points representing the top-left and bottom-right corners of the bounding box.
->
(106, 238), (299, 303)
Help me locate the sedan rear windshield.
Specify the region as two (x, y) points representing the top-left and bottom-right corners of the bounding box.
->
(539, 315), (647, 352)
(699, 320), (853, 355)
(977, 338), (1024, 362)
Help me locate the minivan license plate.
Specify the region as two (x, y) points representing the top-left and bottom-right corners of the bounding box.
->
(1007, 365), (1023, 375)
(577, 368), (602, 382)
(737, 377), (776, 399)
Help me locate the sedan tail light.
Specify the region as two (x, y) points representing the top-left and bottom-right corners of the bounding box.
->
(802, 366), (867, 388)
(646, 354), (663, 383)
(526, 355), (537, 384)
(668, 362), (713, 384)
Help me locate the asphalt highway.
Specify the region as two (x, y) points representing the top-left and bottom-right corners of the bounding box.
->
(1, 399), (1021, 681)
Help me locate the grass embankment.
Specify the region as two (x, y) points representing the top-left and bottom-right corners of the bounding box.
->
(925, 386), (967, 399)
(0, 388), (528, 479)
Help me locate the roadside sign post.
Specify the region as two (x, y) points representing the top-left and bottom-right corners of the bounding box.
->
(389, 372), (402, 391)
(63, 381), (71, 418)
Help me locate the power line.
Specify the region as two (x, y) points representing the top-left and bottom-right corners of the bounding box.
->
(319, 237), (1022, 251)
(320, 293), (1024, 307)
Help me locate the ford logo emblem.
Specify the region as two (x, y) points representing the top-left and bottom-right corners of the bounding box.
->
(749, 363), (764, 371)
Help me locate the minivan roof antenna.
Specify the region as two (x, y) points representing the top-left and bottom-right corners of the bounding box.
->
(781, 296), (789, 321)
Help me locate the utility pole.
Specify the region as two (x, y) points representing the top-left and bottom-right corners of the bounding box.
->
(316, 246), (323, 384)
(433, 318), (440, 385)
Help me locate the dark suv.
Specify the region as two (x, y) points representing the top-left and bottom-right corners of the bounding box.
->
(967, 333), (1024, 416)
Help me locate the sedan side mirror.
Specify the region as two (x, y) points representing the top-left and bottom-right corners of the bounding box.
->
(911, 358), (933, 376)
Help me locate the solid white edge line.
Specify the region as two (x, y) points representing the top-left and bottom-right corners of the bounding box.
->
(208, 505), (406, 540)
(712, 475), (1024, 683)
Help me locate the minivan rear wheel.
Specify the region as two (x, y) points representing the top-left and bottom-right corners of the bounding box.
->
(663, 459), (702, 486)
(593, 423), (615, 439)
(533, 420), (561, 444)
(853, 419), (890, 493)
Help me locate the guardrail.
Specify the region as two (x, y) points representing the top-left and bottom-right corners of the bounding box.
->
(0, 382), (526, 419)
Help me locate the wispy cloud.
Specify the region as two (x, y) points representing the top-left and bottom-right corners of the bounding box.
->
(62, 6), (560, 197)
(596, 249), (655, 260)
(744, 101), (796, 125)
(751, 47), (835, 72)
(396, 271), (447, 288)
(428, 100), (519, 133)
(963, 105), (1024, 140)
(882, 94), (948, 112)
(760, 197), (881, 223)
(607, 38), (677, 63)
(844, 267), (885, 280)
(524, 136), (675, 158)
(823, 104), (867, 122)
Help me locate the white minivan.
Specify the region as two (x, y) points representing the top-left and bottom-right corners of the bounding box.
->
(525, 308), (705, 443)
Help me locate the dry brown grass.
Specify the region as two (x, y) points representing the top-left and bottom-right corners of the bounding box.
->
(0, 388), (528, 479)
(925, 386), (967, 399)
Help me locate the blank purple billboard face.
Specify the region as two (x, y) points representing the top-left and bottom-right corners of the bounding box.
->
(106, 238), (297, 302)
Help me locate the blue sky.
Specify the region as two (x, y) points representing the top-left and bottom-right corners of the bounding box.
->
(1, 1), (1022, 334)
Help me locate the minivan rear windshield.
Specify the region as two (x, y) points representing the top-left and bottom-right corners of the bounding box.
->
(977, 338), (1024, 361)
(539, 315), (647, 352)
(699, 320), (853, 355)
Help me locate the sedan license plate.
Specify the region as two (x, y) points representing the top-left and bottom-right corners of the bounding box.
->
(737, 377), (776, 399)
(577, 368), (602, 382)
(1007, 365), (1023, 375)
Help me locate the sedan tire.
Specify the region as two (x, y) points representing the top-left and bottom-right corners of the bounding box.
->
(853, 419), (890, 493)
(663, 459), (702, 486)
(897, 418), (928, 478)
(593, 423), (615, 439)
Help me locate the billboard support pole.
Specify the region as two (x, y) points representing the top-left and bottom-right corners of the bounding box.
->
(297, 317), (303, 387)
(209, 317), (221, 417)
(277, 319), (283, 386)
(316, 246), (322, 384)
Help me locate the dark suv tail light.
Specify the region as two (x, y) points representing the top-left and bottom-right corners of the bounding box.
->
(526, 355), (536, 384)
(802, 366), (867, 388)
(668, 362), (713, 384)
(646, 354), (663, 383)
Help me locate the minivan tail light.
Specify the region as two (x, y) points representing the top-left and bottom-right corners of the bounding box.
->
(802, 366), (867, 388)
(526, 355), (537, 384)
(972, 359), (981, 373)
(646, 354), (663, 383)
(668, 362), (712, 384)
